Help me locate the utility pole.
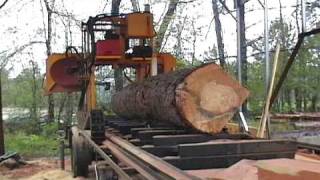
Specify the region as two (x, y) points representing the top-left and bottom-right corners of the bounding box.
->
(235, 0), (249, 132)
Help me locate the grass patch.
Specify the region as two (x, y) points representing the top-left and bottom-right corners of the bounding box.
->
(5, 133), (59, 158)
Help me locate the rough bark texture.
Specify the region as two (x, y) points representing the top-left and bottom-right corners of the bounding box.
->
(112, 64), (249, 134)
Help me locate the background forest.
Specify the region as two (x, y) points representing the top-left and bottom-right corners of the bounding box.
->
(0, 0), (320, 157)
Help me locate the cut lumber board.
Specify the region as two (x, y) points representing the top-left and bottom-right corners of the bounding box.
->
(111, 63), (249, 134)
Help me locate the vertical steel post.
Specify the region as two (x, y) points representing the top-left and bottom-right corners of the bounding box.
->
(235, 0), (249, 132)
(236, 0), (242, 109)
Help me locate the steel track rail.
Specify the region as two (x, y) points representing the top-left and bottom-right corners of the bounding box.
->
(105, 131), (200, 180)
(103, 140), (168, 180)
(76, 128), (131, 180)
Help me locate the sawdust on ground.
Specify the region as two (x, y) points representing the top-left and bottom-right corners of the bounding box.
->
(0, 158), (82, 180)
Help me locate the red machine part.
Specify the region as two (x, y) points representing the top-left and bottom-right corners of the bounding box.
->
(96, 40), (122, 56)
(45, 54), (82, 94)
(50, 56), (81, 88)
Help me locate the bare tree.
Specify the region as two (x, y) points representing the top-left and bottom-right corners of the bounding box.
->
(211, 0), (226, 67)
(130, 0), (139, 11)
(0, 40), (44, 155)
(0, 0), (9, 10)
(173, 14), (188, 58)
(111, 0), (124, 91)
(42, 0), (55, 122)
(29, 60), (41, 133)
(0, 70), (3, 155)
(156, 0), (179, 51)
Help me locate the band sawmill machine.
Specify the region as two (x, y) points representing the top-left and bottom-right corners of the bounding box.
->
(43, 5), (306, 179)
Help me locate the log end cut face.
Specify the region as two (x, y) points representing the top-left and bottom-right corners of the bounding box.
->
(175, 64), (249, 134)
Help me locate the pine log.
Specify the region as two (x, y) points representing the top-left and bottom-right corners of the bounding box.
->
(111, 63), (249, 134)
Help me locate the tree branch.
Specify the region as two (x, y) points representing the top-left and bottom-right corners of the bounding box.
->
(0, 0), (9, 10)
(218, 0), (236, 21)
(0, 41), (45, 70)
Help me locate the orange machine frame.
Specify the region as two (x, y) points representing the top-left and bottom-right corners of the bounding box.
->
(44, 11), (176, 112)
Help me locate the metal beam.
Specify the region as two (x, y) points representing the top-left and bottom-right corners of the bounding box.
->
(77, 129), (131, 180)
(106, 132), (198, 179)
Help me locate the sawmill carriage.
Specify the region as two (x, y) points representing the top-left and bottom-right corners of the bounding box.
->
(41, 5), (320, 179)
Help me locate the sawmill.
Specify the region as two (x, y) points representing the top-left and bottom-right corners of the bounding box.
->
(42, 4), (320, 180)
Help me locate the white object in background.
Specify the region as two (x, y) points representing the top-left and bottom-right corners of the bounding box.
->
(239, 111), (249, 132)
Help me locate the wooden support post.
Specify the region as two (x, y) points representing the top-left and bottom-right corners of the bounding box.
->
(257, 44), (280, 138)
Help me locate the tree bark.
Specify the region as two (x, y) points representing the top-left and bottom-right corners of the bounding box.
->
(43, 0), (55, 122)
(0, 70), (4, 155)
(111, 63), (249, 134)
(211, 0), (226, 67)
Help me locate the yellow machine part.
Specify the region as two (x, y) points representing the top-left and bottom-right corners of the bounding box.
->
(44, 54), (64, 94)
(127, 13), (155, 38)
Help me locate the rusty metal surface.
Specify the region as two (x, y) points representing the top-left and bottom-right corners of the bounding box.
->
(105, 131), (198, 180)
(103, 140), (162, 180)
(186, 158), (320, 180)
(75, 128), (131, 180)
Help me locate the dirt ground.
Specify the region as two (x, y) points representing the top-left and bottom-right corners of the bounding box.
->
(0, 158), (81, 180)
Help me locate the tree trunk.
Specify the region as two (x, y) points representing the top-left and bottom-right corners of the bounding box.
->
(57, 95), (67, 127)
(0, 70), (5, 155)
(30, 61), (40, 133)
(111, 64), (249, 134)
(156, 0), (179, 51)
(111, 0), (124, 91)
(65, 94), (74, 125)
(295, 88), (302, 111)
(130, 0), (139, 11)
(211, 0), (226, 67)
(43, 0), (55, 122)
(311, 95), (318, 111)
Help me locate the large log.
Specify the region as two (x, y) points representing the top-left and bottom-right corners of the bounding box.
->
(111, 63), (249, 134)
